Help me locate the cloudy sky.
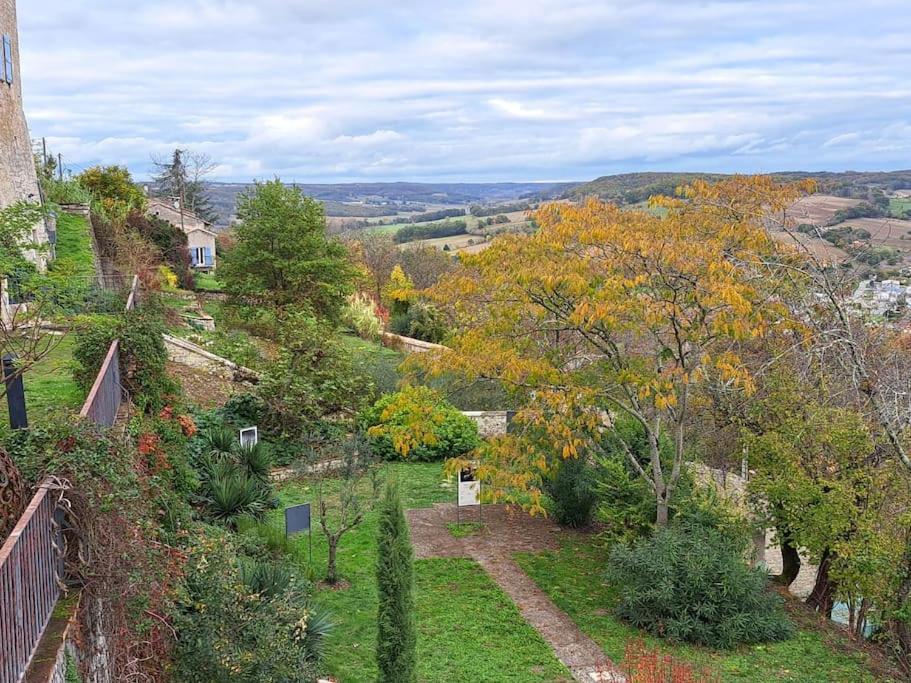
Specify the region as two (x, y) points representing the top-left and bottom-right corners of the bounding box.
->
(16, 0), (911, 182)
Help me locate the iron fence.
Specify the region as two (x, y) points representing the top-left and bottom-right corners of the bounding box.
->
(77, 275), (139, 427)
(0, 275), (139, 679)
(0, 483), (64, 683)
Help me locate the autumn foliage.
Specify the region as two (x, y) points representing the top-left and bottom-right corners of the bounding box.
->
(410, 176), (815, 522)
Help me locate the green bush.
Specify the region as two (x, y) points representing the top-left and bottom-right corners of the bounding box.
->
(258, 314), (372, 438)
(43, 178), (93, 206)
(237, 441), (273, 480)
(206, 330), (264, 370)
(362, 386), (480, 462)
(376, 481), (417, 682)
(606, 522), (793, 648)
(389, 301), (447, 344)
(594, 415), (692, 541)
(218, 393), (267, 428)
(543, 456), (598, 528)
(72, 305), (174, 410)
(173, 528), (331, 682)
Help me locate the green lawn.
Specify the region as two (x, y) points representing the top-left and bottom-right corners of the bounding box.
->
(50, 212), (95, 279)
(515, 538), (884, 682)
(193, 271), (223, 292)
(0, 335), (81, 432)
(273, 463), (571, 682)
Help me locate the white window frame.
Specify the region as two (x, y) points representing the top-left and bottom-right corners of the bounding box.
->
(193, 246), (206, 266)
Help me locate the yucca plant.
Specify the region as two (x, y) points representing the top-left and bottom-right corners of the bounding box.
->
(205, 461), (270, 525)
(238, 558), (296, 600)
(301, 603), (334, 662)
(237, 441), (273, 480)
(201, 426), (237, 458)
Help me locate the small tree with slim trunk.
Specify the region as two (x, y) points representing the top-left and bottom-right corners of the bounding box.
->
(316, 435), (379, 585)
(376, 480), (416, 683)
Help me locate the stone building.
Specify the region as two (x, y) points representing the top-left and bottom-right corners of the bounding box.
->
(0, 0), (50, 270)
(148, 197), (217, 271)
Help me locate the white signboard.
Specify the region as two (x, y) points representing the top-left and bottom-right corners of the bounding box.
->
(458, 466), (480, 507)
(239, 426), (259, 448)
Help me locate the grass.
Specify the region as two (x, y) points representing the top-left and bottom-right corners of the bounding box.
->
(0, 335), (82, 432)
(193, 271), (223, 292)
(50, 212), (95, 279)
(889, 197), (911, 219)
(515, 537), (884, 682)
(338, 333), (405, 396)
(274, 462), (571, 682)
(447, 521), (485, 538)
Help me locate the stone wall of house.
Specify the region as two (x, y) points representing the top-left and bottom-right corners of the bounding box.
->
(462, 411), (510, 437)
(149, 198), (208, 233)
(0, 0), (48, 267)
(186, 228), (216, 269)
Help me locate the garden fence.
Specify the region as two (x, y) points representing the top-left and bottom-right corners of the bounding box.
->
(77, 275), (139, 427)
(0, 483), (65, 683)
(0, 275), (140, 680)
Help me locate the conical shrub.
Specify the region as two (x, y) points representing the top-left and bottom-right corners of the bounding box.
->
(376, 480), (416, 682)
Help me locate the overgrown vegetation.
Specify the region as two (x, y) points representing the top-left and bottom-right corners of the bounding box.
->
(607, 522), (793, 648)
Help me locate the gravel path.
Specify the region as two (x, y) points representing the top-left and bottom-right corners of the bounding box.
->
(407, 503), (623, 682)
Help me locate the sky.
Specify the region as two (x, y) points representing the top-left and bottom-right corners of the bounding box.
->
(16, 0), (911, 183)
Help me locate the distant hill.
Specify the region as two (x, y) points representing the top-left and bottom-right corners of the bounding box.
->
(567, 170), (911, 205)
(203, 181), (578, 227)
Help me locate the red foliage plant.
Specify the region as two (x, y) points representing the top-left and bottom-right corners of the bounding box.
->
(589, 640), (720, 683)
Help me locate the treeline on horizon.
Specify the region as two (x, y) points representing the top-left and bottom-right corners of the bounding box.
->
(393, 219), (468, 243)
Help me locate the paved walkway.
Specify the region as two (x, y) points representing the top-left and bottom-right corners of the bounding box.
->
(407, 503), (623, 682)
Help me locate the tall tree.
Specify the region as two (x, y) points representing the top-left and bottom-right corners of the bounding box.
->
(220, 179), (357, 323)
(410, 177), (812, 525)
(376, 480), (417, 683)
(152, 149), (218, 224)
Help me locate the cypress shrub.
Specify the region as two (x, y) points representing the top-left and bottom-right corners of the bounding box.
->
(542, 456), (598, 528)
(376, 481), (417, 682)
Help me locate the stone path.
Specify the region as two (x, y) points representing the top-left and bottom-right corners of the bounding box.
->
(407, 503), (624, 682)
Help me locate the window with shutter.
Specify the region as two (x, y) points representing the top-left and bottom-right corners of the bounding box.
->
(203, 246), (213, 266)
(2, 36), (12, 85)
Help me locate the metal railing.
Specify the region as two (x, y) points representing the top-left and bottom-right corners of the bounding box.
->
(0, 275), (139, 679)
(77, 275), (139, 427)
(78, 339), (122, 428)
(0, 483), (65, 683)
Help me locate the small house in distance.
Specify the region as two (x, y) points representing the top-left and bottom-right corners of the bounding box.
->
(148, 197), (217, 271)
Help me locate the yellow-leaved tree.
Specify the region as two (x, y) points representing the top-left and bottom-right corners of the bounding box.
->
(408, 176), (814, 525)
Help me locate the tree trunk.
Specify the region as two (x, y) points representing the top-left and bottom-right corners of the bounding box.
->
(807, 549), (837, 618)
(774, 534), (801, 588)
(655, 493), (669, 527)
(326, 538), (339, 584)
(888, 538), (911, 673)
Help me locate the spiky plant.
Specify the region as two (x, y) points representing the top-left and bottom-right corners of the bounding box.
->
(237, 441), (273, 480)
(205, 461), (269, 525)
(202, 426), (237, 458)
(238, 558), (296, 599)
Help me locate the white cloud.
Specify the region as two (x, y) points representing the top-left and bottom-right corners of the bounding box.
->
(14, 0), (911, 181)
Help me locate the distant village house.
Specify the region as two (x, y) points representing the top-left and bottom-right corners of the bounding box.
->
(148, 197), (217, 271)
